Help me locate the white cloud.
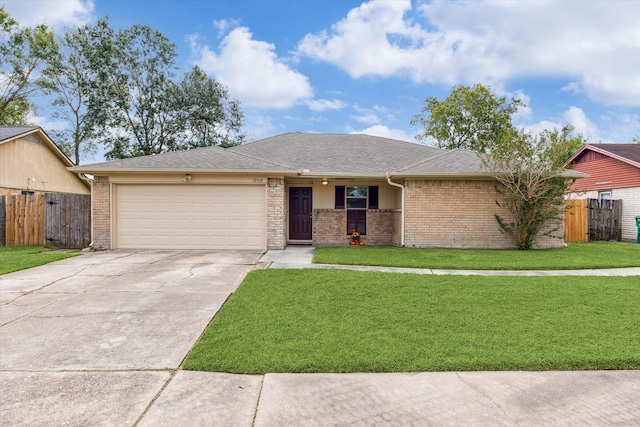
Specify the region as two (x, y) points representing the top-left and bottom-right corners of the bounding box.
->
(297, 0), (640, 106)
(306, 98), (346, 112)
(191, 27), (313, 109)
(563, 106), (598, 140)
(521, 106), (607, 143)
(213, 19), (240, 38)
(27, 113), (67, 132)
(2, 0), (94, 28)
(350, 125), (415, 142)
(351, 113), (380, 125)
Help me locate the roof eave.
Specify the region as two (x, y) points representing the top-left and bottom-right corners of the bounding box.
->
(297, 172), (388, 179)
(567, 144), (640, 169)
(67, 166), (298, 175)
(388, 172), (494, 179)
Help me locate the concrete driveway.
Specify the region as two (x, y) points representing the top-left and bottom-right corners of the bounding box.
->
(2, 249), (639, 426)
(0, 250), (260, 426)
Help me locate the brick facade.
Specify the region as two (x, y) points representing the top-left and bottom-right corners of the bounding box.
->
(266, 178), (286, 249)
(313, 209), (346, 243)
(92, 176), (111, 249)
(88, 176), (566, 251)
(391, 210), (402, 246)
(312, 209), (396, 244)
(403, 179), (564, 249)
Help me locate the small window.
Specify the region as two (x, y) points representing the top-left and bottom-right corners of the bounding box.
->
(598, 191), (612, 200)
(21, 190), (35, 196)
(346, 186), (367, 209)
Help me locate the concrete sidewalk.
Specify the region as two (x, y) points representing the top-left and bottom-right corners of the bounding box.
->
(260, 246), (640, 276)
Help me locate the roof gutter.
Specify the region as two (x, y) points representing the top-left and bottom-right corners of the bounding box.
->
(385, 173), (405, 247)
(67, 167), (298, 175)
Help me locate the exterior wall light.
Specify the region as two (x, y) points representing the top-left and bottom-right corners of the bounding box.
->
(322, 178), (328, 185)
(184, 174), (192, 182)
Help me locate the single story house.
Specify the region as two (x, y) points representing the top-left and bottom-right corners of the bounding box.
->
(567, 143), (640, 241)
(0, 126), (90, 197)
(70, 133), (573, 251)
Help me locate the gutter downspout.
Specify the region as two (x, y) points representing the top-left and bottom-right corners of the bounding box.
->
(385, 173), (405, 247)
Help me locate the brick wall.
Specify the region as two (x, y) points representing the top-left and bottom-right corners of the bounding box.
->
(92, 176), (111, 249)
(266, 178), (286, 249)
(404, 179), (564, 249)
(613, 187), (640, 241)
(392, 210), (402, 246)
(365, 210), (395, 243)
(313, 209), (346, 243)
(312, 209), (396, 244)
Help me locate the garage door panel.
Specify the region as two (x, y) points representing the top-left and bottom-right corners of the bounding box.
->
(116, 184), (265, 250)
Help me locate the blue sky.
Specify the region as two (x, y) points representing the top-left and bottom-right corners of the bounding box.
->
(4, 0), (640, 163)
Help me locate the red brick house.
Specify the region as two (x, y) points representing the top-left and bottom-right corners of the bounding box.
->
(71, 133), (580, 251)
(567, 144), (640, 241)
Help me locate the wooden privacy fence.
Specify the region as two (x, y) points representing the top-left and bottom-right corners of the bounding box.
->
(588, 198), (622, 241)
(564, 199), (588, 243)
(2, 194), (45, 246)
(564, 198), (622, 243)
(0, 193), (91, 249)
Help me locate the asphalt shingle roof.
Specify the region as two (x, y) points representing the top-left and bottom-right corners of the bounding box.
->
(588, 144), (640, 166)
(398, 148), (488, 175)
(228, 133), (444, 174)
(0, 126), (39, 142)
(73, 145), (296, 171)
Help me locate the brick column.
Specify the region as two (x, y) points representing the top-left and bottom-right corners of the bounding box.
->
(92, 176), (111, 249)
(266, 178), (286, 249)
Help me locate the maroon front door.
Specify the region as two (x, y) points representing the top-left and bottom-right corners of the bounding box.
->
(289, 187), (312, 240)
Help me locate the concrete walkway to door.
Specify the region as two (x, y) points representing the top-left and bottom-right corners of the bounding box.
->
(260, 245), (640, 276)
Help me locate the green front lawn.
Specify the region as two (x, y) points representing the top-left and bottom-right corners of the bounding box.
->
(313, 242), (640, 270)
(0, 245), (80, 275)
(183, 269), (640, 374)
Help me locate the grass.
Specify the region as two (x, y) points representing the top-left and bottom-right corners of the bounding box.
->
(0, 245), (80, 275)
(183, 269), (640, 374)
(313, 242), (640, 270)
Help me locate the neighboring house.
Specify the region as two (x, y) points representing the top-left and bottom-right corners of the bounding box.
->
(0, 127), (90, 197)
(71, 133), (577, 251)
(567, 144), (640, 241)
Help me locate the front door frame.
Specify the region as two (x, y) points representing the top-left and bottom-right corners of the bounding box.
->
(288, 186), (313, 241)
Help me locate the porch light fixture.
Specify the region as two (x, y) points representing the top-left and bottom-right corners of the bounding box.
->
(184, 174), (192, 182)
(322, 178), (328, 185)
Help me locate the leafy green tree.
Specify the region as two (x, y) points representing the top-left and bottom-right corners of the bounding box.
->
(87, 24), (179, 159)
(482, 126), (585, 250)
(172, 66), (246, 149)
(44, 20), (112, 164)
(0, 7), (57, 125)
(411, 83), (523, 152)
(84, 25), (246, 159)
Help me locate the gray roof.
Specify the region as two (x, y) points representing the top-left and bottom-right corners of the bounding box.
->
(69, 132), (584, 178)
(72, 145), (296, 172)
(398, 148), (488, 175)
(229, 132), (443, 174)
(0, 126), (39, 142)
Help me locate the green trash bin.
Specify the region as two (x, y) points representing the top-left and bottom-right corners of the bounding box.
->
(636, 217), (640, 243)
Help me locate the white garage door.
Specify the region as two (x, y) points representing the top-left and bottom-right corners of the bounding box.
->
(116, 184), (265, 250)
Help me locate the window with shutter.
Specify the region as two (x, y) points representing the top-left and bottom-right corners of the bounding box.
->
(335, 186), (345, 209)
(369, 186), (378, 209)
